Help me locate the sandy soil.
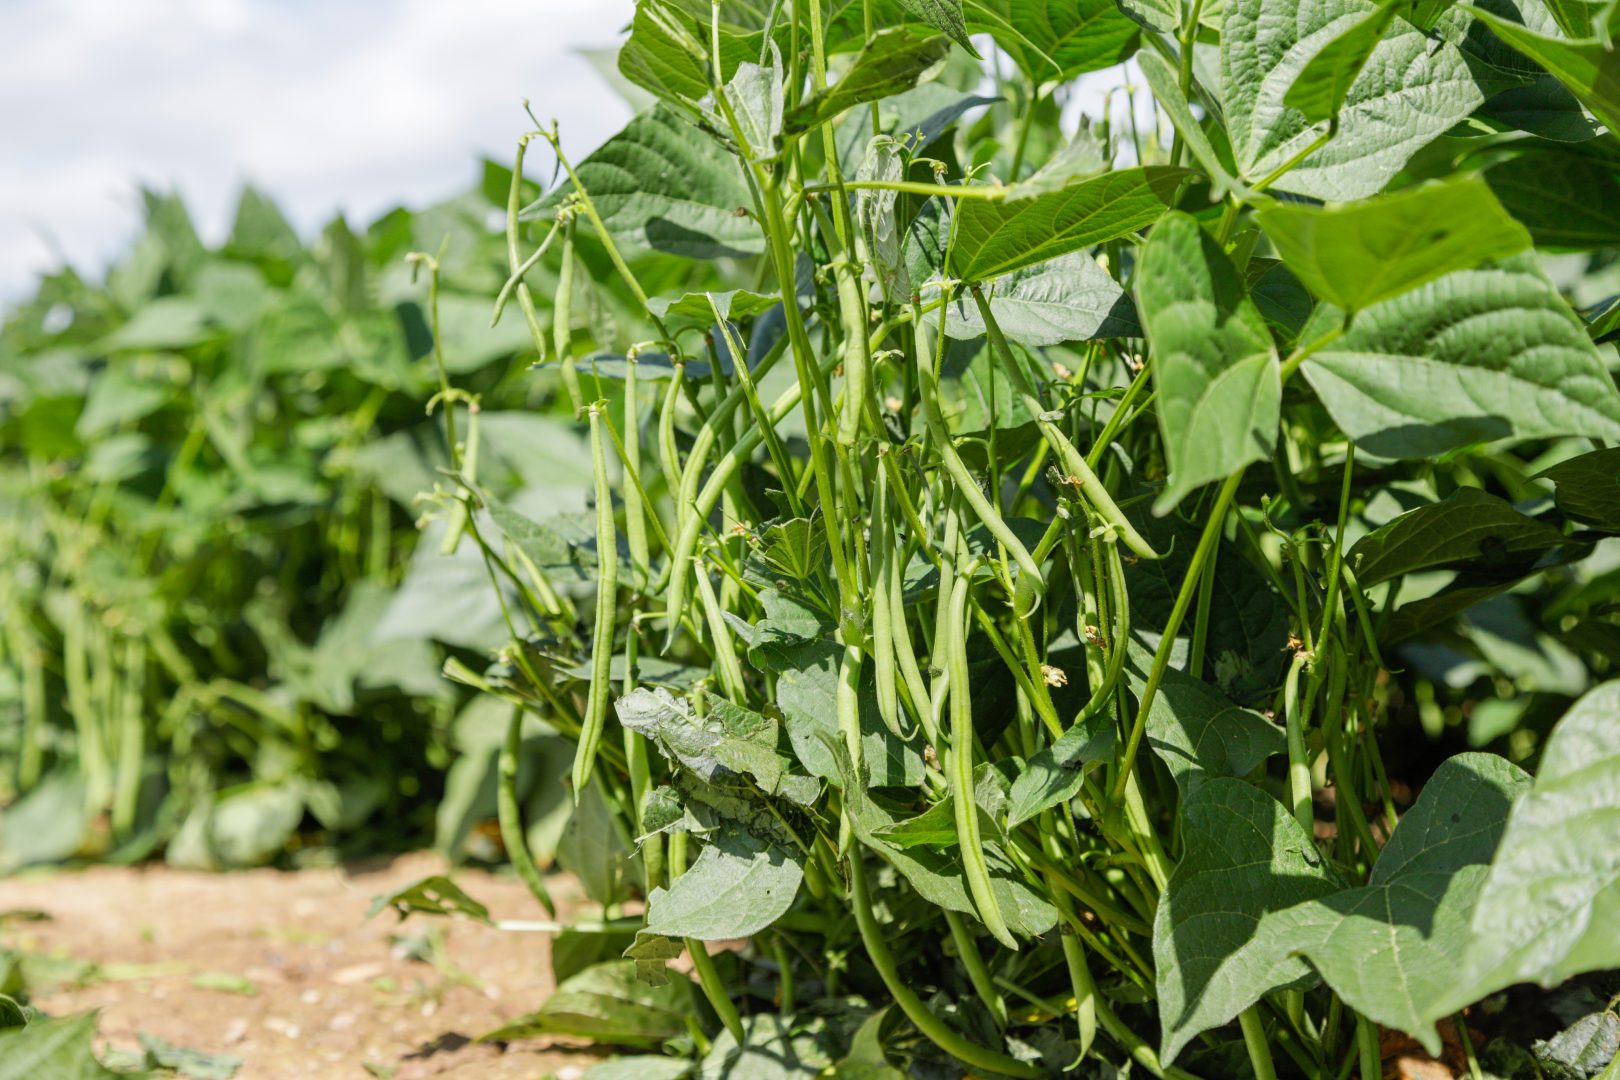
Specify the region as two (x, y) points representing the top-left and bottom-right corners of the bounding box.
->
(0, 853), (609, 1079)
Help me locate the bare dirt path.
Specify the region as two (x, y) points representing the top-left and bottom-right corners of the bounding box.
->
(0, 853), (605, 1079)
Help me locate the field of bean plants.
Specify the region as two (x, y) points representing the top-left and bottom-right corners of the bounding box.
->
(4, 0), (1620, 1077)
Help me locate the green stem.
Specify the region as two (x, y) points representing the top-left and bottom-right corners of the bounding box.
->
(500, 706), (557, 916)
(845, 849), (1043, 1078)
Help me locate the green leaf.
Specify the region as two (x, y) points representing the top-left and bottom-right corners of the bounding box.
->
(1445, 681), (1620, 1006)
(616, 687), (815, 803)
(1485, 148), (1620, 249)
(1154, 778), (1343, 1064)
(644, 821), (804, 940)
(1283, 0), (1405, 122)
(617, 0), (761, 107)
(846, 788), (1060, 938)
(0, 997), (24, 1032)
(1005, 710), (1116, 825)
(950, 166), (1187, 281)
(559, 780), (632, 907)
(1465, 4), (1620, 135)
(943, 253), (1139, 345)
(772, 638), (926, 788)
(699, 1012), (837, 1078)
(785, 30), (950, 133)
(585, 1057), (694, 1080)
(648, 290), (780, 327)
(482, 960), (690, 1049)
(135, 1033), (244, 1080)
(1136, 211), (1280, 514)
(1350, 487), (1570, 586)
(1224, 0), (1484, 199)
(1255, 176), (1532, 312)
(1537, 447), (1620, 530)
(967, 0), (1140, 82)
(0, 1013), (123, 1080)
(758, 517), (827, 582)
(1136, 50), (1246, 198)
(1269, 754), (1531, 1053)
(529, 104), (763, 260)
(366, 874), (493, 923)
(895, 0), (979, 55)
(1479, 75), (1604, 142)
(1127, 646), (1288, 797)
(1303, 261), (1620, 458)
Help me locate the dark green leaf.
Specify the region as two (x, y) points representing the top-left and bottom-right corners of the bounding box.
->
(1485, 149), (1620, 248)
(1350, 488), (1569, 586)
(1154, 778), (1343, 1064)
(1538, 447), (1620, 530)
(1283, 0), (1405, 122)
(1465, 4), (1620, 134)
(1265, 754), (1530, 1053)
(1127, 645), (1287, 797)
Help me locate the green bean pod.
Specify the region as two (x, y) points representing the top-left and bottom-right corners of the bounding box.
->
(574, 402), (619, 799)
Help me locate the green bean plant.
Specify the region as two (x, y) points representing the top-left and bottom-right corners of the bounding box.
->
(0, 176), (567, 869)
(396, 0), (1620, 1075)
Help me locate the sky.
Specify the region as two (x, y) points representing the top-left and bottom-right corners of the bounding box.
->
(0, 0), (638, 299)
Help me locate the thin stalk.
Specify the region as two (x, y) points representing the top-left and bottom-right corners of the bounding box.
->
(500, 706), (557, 915)
(845, 849), (1043, 1079)
(1112, 469), (1244, 807)
(944, 908), (1008, 1028)
(1240, 1008), (1281, 1080)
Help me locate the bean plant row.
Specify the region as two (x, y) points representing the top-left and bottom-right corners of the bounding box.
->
(389, 0), (1620, 1075)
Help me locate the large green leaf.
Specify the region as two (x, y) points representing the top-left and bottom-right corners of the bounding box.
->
(1127, 646), (1287, 797)
(1537, 447), (1620, 530)
(1255, 176), (1531, 311)
(943, 252), (1138, 345)
(785, 30), (950, 132)
(967, 0), (1140, 81)
(1005, 710), (1116, 825)
(617, 0), (762, 107)
(617, 687), (817, 804)
(1282, 0), (1405, 122)
(483, 960), (691, 1048)
(1302, 261), (1620, 458)
(1485, 148), (1620, 248)
(1154, 778), (1343, 1064)
(949, 166), (1187, 280)
(1223, 0), (1484, 199)
(0, 1013), (123, 1080)
(529, 104), (762, 260)
(645, 821), (804, 940)
(1465, 4), (1620, 134)
(1443, 681), (1620, 1007)
(1349, 487), (1570, 586)
(895, 0), (978, 54)
(1136, 211), (1280, 514)
(1266, 754), (1530, 1054)
(771, 639), (926, 788)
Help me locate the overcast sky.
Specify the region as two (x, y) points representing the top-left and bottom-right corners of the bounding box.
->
(0, 0), (637, 299)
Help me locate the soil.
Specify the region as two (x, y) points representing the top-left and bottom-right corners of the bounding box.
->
(0, 853), (610, 1079)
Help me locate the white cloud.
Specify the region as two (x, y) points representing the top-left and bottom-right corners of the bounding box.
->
(0, 0), (636, 299)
